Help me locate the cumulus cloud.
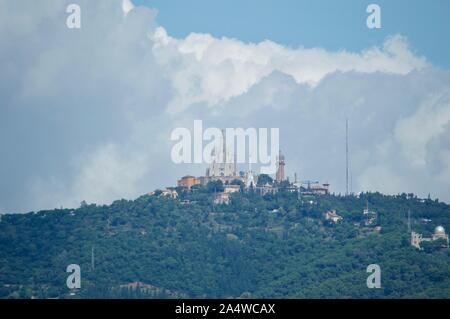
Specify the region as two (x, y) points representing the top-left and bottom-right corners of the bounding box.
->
(152, 28), (427, 112)
(394, 91), (450, 167)
(122, 0), (134, 16)
(358, 90), (450, 196)
(0, 0), (449, 213)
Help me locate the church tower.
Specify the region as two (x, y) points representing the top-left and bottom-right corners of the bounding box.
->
(207, 129), (236, 178)
(276, 150), (285, 182)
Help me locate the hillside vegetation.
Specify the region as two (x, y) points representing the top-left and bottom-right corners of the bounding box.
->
(1, 185), (449, 299)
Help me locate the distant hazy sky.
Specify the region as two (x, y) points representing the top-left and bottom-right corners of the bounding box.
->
(135, 0), (450, 69)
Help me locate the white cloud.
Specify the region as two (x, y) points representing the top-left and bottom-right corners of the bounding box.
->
(394, 90), (450, 167)
(152, 29), (427, 113)
(70, 143), (148, 206)
(1, 0), (449, 212)
(357, 90), (450, 199)
(122, 0), (134, 16)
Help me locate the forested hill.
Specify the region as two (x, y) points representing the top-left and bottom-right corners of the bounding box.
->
(1, 186), (450, 299)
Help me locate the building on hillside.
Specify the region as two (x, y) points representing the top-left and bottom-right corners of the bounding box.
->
(203, 129), (243, 185)
(275, 150), (285, 182)
(177, 176), (201, 189)
(176, 130), (245, 188)
(432, 226), (448, 242)
(206, 129), (236, 177)
(149, 188), (179, 199)
(411, 231), (425, 249)
(300, 181), (330, 196)
(224, 185), (241, 193)
(420, 218), (432, 224)
(324, 210), (343, 223)
(175, 141), (333, 200)
(214, 192), (231, 205)
(310, 183), (330, 195)
(245, 169), (257, 189)
(411, 226), (449, 249)
(363, 202), (377, 226)
(161, 188), (178, 199)
(285, 185), (299, 193)
(256, 183), (278, 196)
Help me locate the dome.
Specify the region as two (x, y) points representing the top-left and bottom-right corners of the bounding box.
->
(434, 226), (446, 235)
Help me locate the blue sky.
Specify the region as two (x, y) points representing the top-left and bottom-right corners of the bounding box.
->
(135, 0), (450, 68)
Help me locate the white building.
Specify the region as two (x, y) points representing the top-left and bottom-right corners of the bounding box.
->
(432, 226), (449, 243)
(411, 226), (449, 249)
(245, 169), (256, 188)
(206, 129), (236, 178)
(324, 210), (343, 223)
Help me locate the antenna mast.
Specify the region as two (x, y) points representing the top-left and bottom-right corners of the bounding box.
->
(91, 246), (95, 272)
(346, 118), (349, 195)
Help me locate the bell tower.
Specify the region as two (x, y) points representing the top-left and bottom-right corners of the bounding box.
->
(276, 150), (285, 182)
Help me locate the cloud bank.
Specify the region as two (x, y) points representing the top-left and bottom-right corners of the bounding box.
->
(0, 0), (449, 212)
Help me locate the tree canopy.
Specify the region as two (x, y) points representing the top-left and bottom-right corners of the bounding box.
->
(0, 189), (449, 299)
